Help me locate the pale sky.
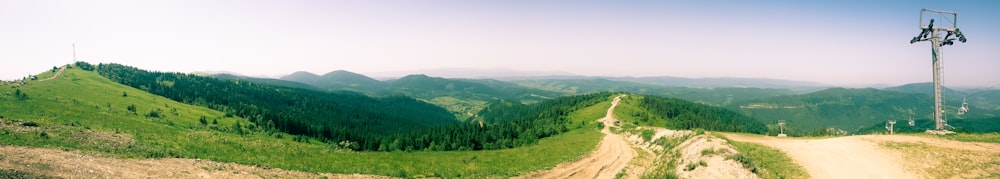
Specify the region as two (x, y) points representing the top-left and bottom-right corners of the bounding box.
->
(2, 0), (999, 86)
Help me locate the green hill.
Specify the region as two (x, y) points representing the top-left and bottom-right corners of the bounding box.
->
(0, 63), (609, 177)
(613, 95), (767, 134)
(77, 63), (612, 152)
(513, 78), (797, 106)
(97, 63), (457, 141)
(885, 82), (1000, 111)
(209, 73), (320, 90)
(272, 72), (568, 120)
(279, 70), (385, 92)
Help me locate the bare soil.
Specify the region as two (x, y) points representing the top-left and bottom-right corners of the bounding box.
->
(516, 95), (636, 179)
(726, 134), (1000, 178)
(673, 135), (758, 179)
(0, 145), (395, 179)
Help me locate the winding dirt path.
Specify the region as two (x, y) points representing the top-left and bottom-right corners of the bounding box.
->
(38, 66), (66, 82)
(723, 134), (919, 179)
(517, 95), (635, 179)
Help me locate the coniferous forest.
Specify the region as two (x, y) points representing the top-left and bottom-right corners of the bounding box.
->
(631, 95), (768, 134)
(92, 63), (612, 151)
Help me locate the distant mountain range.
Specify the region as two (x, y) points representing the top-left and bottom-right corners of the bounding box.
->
(883, 82), (1000, 111)
(363, 68), (575, 80)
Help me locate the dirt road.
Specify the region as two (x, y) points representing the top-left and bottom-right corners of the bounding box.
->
(517, 95), (635, 179)
(724, 134), (919, 179)
(38, 66), (66, 82)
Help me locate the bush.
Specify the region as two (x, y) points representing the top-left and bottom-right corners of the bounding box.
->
(146, 108), (163, 118)
(199, 116), (208, 125)
(75, 61), (95, 71)
(641, 129), (655, 141)
(21, 121), (39, 127)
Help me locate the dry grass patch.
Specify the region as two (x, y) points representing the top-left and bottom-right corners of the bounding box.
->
(881, 141), (1000, 178)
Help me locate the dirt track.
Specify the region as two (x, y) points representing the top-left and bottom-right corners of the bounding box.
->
(517, 95), (635, 179)
(724, 134), (920, 179)
(38, 66), (65, 82)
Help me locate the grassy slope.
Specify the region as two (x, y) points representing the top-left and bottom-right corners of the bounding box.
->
(720, 134), (810, 179)
(612, 95), (667, 127)
(0, 66), (604, 177)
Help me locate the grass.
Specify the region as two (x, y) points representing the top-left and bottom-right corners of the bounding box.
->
(881, 141), (1000, 178)
(0, 65), (606, 177)
(935, 132), (1000, 144)
(568, 97), (612, 124)
(723, 138), (810, 179)
(612, 95), (668, 127)
(427, 96), (487, 122)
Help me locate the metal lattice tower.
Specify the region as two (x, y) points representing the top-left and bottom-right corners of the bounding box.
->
(910, 8), (967, 132)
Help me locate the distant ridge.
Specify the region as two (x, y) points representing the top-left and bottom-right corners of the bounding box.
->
(497, 75), (828, 90)
(278, 70), (384, 92)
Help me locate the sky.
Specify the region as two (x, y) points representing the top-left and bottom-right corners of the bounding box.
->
(2, 0), (999, 87)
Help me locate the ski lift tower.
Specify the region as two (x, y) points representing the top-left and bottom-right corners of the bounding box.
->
(777, 120), (787, 137)
(910, 8), (966, 134)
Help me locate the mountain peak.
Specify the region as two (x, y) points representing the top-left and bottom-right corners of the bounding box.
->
(288, 71), (319, 77)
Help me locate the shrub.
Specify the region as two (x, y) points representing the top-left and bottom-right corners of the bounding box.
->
(641, 129), (655, 141)
(199, 116), (208, 125)
(21, 121), (39, 127)
(146, 108), (163, 118)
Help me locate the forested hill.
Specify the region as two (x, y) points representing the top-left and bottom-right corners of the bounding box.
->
(387, 74), (561, 102)
(361, 92), (616, 151)
(729, 88), (998, 134)
(268, 72), (567, 120)
(513, 78), (796, 106)
(209, 73), (319, 90)
(884, 82), (1000, 111)
(617, 95), (767, 134)
(92, 63), (457, 143)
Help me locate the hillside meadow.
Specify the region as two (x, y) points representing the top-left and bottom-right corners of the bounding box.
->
(0, 65), (607, 177)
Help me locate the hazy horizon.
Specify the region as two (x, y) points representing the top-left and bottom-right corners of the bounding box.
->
(3, 0), (999, 87)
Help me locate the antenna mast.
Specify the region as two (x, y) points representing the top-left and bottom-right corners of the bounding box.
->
(910, 8), (967, 134)
(73, 43), (77, 63)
